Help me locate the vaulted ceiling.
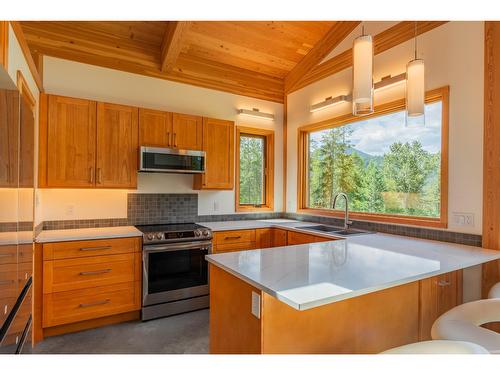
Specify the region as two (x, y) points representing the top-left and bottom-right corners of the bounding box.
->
(19, 21), (447, 103)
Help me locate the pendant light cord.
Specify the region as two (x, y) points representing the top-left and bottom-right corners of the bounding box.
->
(414, 21), (418, 60)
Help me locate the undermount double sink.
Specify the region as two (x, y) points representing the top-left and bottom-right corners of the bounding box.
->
(298, 224), (372, 237)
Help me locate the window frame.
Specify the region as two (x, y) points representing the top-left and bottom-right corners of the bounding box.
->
(236, 126), (275, 212)
(297, 86), (449, 228)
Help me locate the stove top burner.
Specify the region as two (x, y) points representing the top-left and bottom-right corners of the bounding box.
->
(135, 223), (212, 244)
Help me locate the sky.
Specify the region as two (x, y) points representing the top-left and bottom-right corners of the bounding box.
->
(311, 101), (442, 156)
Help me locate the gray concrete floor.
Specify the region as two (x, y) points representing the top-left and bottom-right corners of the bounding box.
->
(33, 309), (209, 354)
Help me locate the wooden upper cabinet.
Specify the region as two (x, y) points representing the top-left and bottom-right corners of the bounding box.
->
(138, 108), (172, 148)
(96, 103), (138, 188)
(0, 90), (19, 187)
(46, 95), (97, 188)
(193, 117), (234, 190)
(172, 113), (203, 150)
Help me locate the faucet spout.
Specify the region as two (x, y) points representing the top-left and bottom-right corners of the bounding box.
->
(332, 192), (352, 231)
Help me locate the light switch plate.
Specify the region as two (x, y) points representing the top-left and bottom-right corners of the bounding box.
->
(251, 291), (261, 319)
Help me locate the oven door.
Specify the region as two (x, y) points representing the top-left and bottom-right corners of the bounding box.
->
(143, 240), (211, 307)
(139, 146), (205, 174)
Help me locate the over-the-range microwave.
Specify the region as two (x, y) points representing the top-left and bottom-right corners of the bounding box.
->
(139, 146), (206, 174)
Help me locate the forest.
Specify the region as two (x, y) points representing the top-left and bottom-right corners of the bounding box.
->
(308, 125), (441, 218)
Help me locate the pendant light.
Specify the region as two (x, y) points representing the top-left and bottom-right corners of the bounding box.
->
(406, 22), (425, 119)
(352, 25), (374, 116)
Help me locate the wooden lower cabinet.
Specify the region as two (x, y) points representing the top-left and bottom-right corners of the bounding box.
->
(418, 270), (463, 340)
(286, 231), (331, 245)
(210, 266), (465, 354)
(38, 236), (142, 338)
(213, 228), (336, 253)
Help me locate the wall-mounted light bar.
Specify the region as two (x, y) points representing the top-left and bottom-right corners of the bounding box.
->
(310, 94), (351, 113)
(310, 73), (406, 113)
(374, 73), (406, 92)
(237, 108), (274, 121)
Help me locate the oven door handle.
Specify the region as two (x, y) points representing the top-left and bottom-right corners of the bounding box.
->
(143, 240), (212, 253)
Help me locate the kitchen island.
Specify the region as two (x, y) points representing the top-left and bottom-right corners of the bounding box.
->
(205, 229), (500, 354)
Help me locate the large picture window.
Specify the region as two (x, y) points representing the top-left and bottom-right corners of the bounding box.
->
(236, 126), (274, 212)
(298, 86), (449, 228)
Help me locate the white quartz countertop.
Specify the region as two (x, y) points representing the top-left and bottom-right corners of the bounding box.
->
(36, 226), (142, 243)
(206, 231), (500, 311)
(0, 231), (34, 245)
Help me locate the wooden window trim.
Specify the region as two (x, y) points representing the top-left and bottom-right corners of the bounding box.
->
(297, 86), (449, 229)
(236, 126), (274, 212)
(17, 70), (37, 112)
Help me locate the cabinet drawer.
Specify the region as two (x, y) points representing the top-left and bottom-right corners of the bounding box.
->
(287, 231), (332, 245)
(18, 243), (33, 264)
(43, 237), (140, 261)
(214, 230), (256, 245)
(43, 282), (140, 328)
(214, 242), (256, 254)
(43, 253), (139, 293)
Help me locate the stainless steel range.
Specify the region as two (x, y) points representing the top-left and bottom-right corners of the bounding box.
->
(136, 223), (212, 321)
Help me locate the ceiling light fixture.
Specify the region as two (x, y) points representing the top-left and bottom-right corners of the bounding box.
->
(237, 108), (274, 121)
(352, 25), (374, 116)
(406, 22), (425, 119)
(310, 94), (351, 113)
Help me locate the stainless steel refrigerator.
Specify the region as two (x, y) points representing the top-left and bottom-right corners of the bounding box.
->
(0, 65), (35, 354)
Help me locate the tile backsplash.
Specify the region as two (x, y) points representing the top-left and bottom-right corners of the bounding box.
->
(127, 193), (198, 225)
(38, 193), (483, 247)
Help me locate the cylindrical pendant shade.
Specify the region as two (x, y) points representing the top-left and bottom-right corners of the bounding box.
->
(406, 58), (425, 117)
(352, 34), (374, 116)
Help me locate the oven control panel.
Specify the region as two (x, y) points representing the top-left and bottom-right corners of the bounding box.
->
(143, 228), (212, 244)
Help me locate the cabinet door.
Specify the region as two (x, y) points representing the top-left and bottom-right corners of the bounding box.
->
(419, 270), (462, 340)
(0, 90), (19, 187)
(172, 113), (202, 150)
(47, 95), (96, 187)
(272, 229), (287, 247)
(96, 103), (138, 188)
(256, 228), (273, 249)
(287, 231), (319, 245)
(193, 117), (234, 190)
(138, 108), (172, 148)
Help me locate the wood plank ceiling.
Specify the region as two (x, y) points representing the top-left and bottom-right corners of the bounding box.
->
(20, 21), (339, 102)
(19, 21), (446, 103)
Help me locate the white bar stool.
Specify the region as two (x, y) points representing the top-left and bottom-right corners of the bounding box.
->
(382, 340), (489, 354)
(488, 282), (500, 299)
(431, 299), (500, 354)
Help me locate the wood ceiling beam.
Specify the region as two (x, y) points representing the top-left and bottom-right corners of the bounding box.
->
(9, 21), (44, 92)
(160, 21), (192, 72)
(284, 21), (360, 93)
(289, 21), (448, 94)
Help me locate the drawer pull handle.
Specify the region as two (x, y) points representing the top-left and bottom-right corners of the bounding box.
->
(0, 280), (14, 285)
(79, 269), (112, 276)
(0, 253), (14, 258)
(79, 299), (110, 308)
(437, 280), (451, 287)
(224, 236), (242, 240)
(79, 246), (112, 252)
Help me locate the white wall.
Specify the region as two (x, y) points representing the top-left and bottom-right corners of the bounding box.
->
(287, 22), (484, 234)
(39, 57), (284, 221)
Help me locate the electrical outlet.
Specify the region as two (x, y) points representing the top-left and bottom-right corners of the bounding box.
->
(452, 212), (474, 227)
(66, 205), (75, 216)
(213, 200), (219, 212)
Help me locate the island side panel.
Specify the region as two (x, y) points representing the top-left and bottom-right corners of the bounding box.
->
(209, 265), (262, 354)
(261, 282), (420, 354)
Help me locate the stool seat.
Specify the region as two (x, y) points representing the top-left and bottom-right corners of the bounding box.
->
(431, 299), (500, 353)
(382, 340), (489, 354)
(488, 282), (500, 299)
